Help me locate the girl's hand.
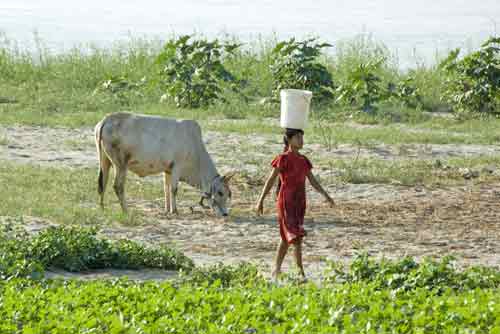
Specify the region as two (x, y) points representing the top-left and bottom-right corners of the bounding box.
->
(307, 172), (335, 208)
(255, 168), (279, 217)
(255, 200), (264, 216)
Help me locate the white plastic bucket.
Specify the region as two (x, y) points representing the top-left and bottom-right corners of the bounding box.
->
(280, 89), (313, 130)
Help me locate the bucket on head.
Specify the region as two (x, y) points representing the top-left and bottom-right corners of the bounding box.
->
(280, 89), (313, 130)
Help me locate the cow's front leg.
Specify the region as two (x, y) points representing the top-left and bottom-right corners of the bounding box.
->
(163, 172), (171, 213)
(170, 185), (178, 214)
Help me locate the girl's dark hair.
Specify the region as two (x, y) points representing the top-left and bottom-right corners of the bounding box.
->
(276, 128), (304, 196)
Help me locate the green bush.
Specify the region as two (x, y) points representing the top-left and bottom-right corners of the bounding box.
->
(155, 35), (241, 108)
(325, 252), (500, 294)
(387, 73), (423, 109)
(335, 58), (423, 114)
(335, 58), (387, 113)
(0, 228), (44, 280)
(270, 37), (334, 103)
(440, 36), (500, 116)
(0, 225), (194, 279)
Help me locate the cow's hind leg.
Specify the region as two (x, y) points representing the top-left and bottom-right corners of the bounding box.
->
(163, 172), (171, 213)
(113, 166), (128, 213)
(95, 120), (112, 209)
(98, 155), (112, 209)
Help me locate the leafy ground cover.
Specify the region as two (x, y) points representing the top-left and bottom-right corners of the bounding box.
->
(0, 253), (499, 333)
(0, 225), (193, 280)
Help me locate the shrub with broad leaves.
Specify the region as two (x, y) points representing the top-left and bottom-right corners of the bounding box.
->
(440, 36), (500, 116)
(270, 37), (334, 103)
(155, 35), (241, 108)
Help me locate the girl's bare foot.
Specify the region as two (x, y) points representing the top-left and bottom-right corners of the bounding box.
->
(298, 270), (307, 284)
(272, 270), (282, 280)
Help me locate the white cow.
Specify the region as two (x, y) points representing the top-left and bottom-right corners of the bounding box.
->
(94, 112), (233, 216)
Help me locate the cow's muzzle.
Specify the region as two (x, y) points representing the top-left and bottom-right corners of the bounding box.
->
(199, 194), (228, 217)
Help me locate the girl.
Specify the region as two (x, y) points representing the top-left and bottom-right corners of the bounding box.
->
(256, 128), (335, 281)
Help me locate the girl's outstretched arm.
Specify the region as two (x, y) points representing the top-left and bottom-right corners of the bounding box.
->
(307, 172), (335, 207)
(255, 168), (280, 215)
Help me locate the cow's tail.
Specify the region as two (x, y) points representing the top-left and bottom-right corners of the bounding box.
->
(95, 118), (108, 195)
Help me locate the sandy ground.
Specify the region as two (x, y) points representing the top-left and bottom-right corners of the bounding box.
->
(2, 125), (500, 170)
(1, 124), (499, 281)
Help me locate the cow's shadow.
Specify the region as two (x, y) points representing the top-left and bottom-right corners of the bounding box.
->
(128, 199), (358, 230)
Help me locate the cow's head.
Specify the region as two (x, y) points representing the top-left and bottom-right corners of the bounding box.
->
(200, 174), (234, 217)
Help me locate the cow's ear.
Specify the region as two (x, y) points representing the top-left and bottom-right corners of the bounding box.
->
(222, 172), (236, 184)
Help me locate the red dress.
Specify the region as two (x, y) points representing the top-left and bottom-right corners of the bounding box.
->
(271, 151), (313, 244)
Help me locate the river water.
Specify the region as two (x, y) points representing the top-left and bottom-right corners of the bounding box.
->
(1, 0), (499, 67)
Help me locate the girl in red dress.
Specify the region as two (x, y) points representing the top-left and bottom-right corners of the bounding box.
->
(256, 128), (335, 281)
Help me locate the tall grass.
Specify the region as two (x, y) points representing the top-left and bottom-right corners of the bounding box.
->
(224, 35), (277, 101)
(328, 34), (399, 84)
(0, 31), (495, 128)
(0, 33), (165, 124)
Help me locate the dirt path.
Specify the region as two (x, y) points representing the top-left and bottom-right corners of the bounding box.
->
(111, 183), (500, 271)
(2, 180), (499, 282)
(1, 124), (499, 281)
(1, 125), (500, 171)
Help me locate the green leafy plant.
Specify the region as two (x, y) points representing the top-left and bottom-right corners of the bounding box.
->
(335, 58), (387, 113)
(387, 74), (423, 109)
(0, 226), (44, 280)
(2, 228), (500, 334)
(0, 260), (499, 333)
(155, 35), (241, 108)
(270, 37), (334, 102)
(0, 225), (194, 279)
(440, 36), (500, 116)
(336, 58), (423, 114)
(324, 252), (500, 294)
(178, 262), (264, 287)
